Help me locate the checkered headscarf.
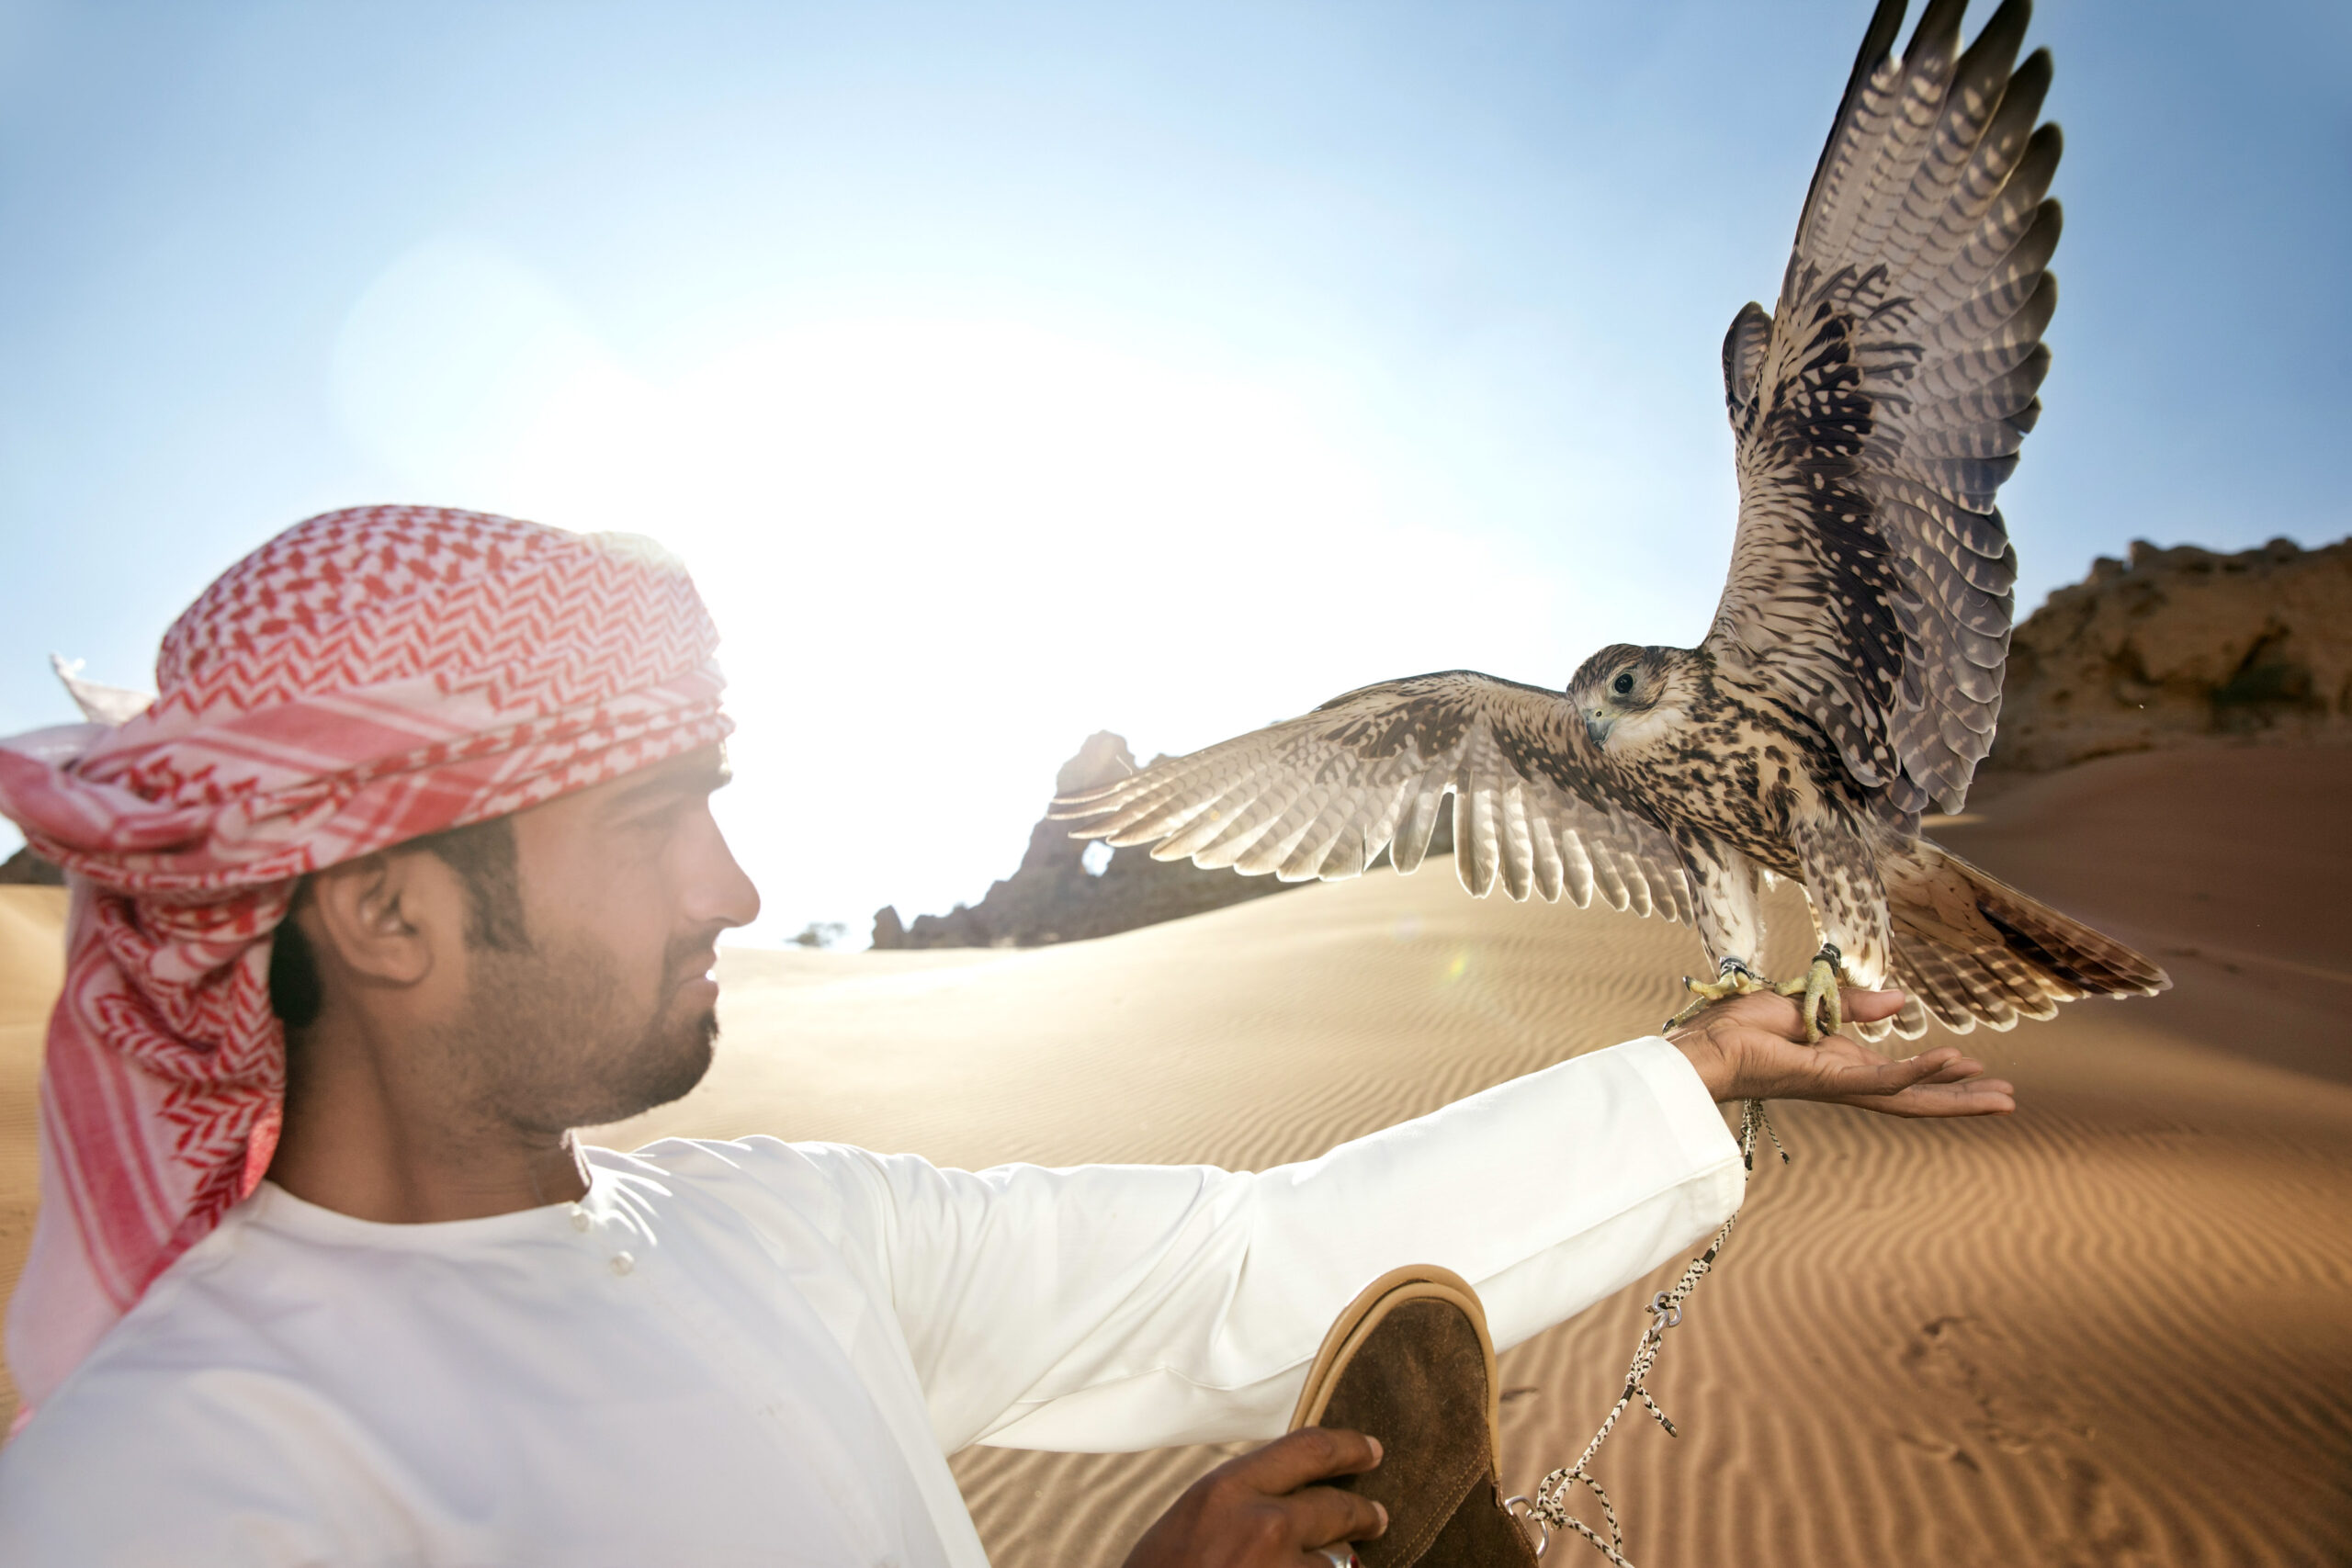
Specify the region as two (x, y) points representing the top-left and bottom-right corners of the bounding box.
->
(0, 506), (730, 1419)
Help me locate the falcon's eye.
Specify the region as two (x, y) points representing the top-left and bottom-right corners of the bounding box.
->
(1611, 671), (1635, 696)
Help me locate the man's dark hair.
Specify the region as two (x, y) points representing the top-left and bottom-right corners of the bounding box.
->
(267, 816), (528, 1031)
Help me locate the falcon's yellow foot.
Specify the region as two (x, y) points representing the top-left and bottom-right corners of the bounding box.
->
(1664, 959), (1768, 1032)
(1774, 943), (1846, 1043)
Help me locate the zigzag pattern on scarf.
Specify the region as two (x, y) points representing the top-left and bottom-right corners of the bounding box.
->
(0, 504), (736, 1415)
(159, 506), (717, 718)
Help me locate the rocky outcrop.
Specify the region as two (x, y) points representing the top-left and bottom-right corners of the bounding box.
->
(874, 730), (1459, 951)
(1985, 536), (2352, 774)
(0, 848), (63, 886)
(872, 733), (1308, 949)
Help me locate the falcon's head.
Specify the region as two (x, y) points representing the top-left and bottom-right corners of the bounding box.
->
(1567, 644), (1701, 753)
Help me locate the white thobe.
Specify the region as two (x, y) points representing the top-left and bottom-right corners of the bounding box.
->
(0, 1036), (1741, 1566)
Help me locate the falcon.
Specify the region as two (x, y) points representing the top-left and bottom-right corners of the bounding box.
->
(1053, 0), (2168, 1042)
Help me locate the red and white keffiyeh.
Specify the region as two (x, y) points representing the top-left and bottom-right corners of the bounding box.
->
(0, 505), (731, 1419)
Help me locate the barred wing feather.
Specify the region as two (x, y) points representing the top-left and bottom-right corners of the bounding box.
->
(1707, 0), (2057, 815)
(1050, 671), (1694, 922)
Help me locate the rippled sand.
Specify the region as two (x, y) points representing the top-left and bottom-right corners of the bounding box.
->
(4, 746), (2346, 1563)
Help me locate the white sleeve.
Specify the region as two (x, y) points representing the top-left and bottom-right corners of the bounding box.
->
(809, 1035), (1743, 1452)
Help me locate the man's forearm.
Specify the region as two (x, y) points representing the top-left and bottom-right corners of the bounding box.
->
(967, 1036), (1744, 1451)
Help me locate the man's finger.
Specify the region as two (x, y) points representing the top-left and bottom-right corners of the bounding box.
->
(1846, 1050), (2002, 1099)
(1276, 1483), (1388, 1551)
(1716, 987), (1905, 1044)
(1813, 1040), (1996, 1094)
(1222, 1427), (1382, 1495)
(1883, 1082), (2017, 1117)
(1838, 1076), (2018, 1118)
(1838, 987), (1907, 1024)
(1824, 1045), (1964, 1097)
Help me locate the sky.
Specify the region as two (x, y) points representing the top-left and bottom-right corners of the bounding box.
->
(0, 0), (2344, 944)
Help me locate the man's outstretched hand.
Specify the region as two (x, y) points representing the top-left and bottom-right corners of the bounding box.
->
(1123, 1427), (1386, 1568)
(1668, 987), (2016, 1119)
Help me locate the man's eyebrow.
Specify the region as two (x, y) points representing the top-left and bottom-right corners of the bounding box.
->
(605, 761), (731, 810)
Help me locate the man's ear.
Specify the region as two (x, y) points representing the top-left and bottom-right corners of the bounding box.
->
(302, 849), (469, 991)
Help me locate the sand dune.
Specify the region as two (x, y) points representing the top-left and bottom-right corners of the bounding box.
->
(1, 747), (2346, 1563)
(0, 885), (63, 1426)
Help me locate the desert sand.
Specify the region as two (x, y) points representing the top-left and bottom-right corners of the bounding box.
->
(0, 744), (2346, 1563)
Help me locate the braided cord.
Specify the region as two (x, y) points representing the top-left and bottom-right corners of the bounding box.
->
(1515, 1099), (1787, 1564)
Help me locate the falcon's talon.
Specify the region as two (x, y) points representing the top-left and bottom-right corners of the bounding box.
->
(1774, 944), (1846, 1043)
(1663, 958), (1768, 1031)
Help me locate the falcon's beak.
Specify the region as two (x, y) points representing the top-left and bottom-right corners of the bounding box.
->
(1585, 708), (1614, 749)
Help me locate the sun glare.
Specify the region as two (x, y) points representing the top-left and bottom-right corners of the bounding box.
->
(330, 237), (1576, 943)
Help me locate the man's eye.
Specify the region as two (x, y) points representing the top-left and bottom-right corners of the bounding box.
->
(628, 801), (690, 832)
(1612, 672), (1634, 695)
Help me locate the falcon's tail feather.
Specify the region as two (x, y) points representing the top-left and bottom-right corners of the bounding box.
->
(1871, 839), (2169, 1038)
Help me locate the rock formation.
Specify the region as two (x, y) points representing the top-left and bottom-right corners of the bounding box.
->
(872, 733), (1308, 950)
(0, 847), (62, 886)
(1985, 536), (2351, 774)
(0, 851), (62, 888)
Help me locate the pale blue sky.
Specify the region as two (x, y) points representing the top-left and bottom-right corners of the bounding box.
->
(0, 1), (2344, 941)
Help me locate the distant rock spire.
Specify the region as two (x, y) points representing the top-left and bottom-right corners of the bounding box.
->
(870, 731), (1298, 950)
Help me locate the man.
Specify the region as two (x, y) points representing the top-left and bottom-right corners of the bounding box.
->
(0, 507), (2009, 1564)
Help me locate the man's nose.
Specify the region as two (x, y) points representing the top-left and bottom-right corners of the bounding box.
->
(683, 812), (762, 932)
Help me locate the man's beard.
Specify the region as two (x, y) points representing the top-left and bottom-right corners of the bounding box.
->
(438, 928), (718, 1136)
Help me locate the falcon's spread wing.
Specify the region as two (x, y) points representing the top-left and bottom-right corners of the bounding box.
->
(1052, 671), (1695, 920)
(1707, 0), (2058, 815)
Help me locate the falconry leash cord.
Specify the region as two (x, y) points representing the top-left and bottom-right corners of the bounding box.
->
(1507, 1099), (1787, 1565)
